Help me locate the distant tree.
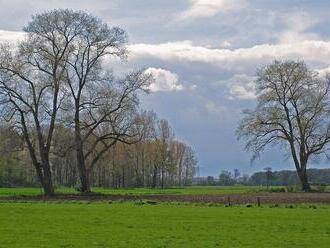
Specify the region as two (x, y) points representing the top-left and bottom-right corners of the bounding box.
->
(238, 174), (250, 185)
(264, 167), (273, 189)
(181, 146), (197, 186)
(234, 169), (240, 180)
(156, 119), (174, 189)
(237, 61), (330, 191)
(207, 176), (215, 186)
(280, 170), (291, 186)
(219, 170), (235, 186)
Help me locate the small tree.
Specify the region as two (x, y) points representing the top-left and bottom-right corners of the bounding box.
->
(237, 61), (330, 192)
(234, 169), (240, 180)
(207, 176), (215, 186)
(264, 167), (273, 189)
(219, 170), (235, 186)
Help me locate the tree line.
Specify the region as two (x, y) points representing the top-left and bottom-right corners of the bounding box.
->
(0, 111), (196, 189)
(196, 168), (330, 188)
(0, 9), (197, 194)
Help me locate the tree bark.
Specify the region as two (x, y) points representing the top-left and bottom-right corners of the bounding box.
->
(40, 161), (55, 196)
(297, 167), (311, 192)
(21, 114), (55, 196)
(152, 166), (157, 188)
(161, 166), (165, 189)
(289, 141), (312, 192)
(76, 144), (91, 193)
(75, 107), (91, 193)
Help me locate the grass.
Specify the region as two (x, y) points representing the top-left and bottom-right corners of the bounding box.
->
(0, 202), (330, 247)
(92, 186), (278, 195)
(0, 186), (285, 197)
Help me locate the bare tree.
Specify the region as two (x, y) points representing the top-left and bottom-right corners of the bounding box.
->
(264, 167), (273, 189)
(237, 61), (330, 191)
(54, 10), (151, 192)
(0, 10), (76, 195)
(172, 141), (186, 186)
(234, 169), (240, 180)
(155, 119), (174, 188)
(181, 145), (197, 186)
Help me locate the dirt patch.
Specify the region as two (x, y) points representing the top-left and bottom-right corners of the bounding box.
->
(2, 192), (330, 205)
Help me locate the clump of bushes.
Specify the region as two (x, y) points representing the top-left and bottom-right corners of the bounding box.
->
(134, 200), (159, 205)
(270, 187), (285, 193)
(284, 186), (299, 193)
(312, 184), (327, 193)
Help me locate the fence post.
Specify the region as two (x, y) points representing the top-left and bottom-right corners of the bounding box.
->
(257, 196), (261, 207)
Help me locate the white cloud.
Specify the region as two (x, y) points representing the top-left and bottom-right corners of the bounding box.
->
(226, 74), (256, 100)
(205, 101), (226, 114)
(0, 30), (25, 43)
(130, 40), (330, 71)
(285, 12), (317, 32)
(4, 29), (330, 73)
(179, 0), (247, 20)
(229, 83), (255, 100)
(219, 41), (232, 48)
(145, 67), (185, 92)
(317, 66), (330, 78)
(215, 74), (256, 100)
(2, 29), (330, 100)
(278, 12), (320, 43)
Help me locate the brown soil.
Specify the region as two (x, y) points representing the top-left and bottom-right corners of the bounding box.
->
(2, 193), (330, 205)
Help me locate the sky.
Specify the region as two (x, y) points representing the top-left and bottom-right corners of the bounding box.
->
(1, 0), (330, 176)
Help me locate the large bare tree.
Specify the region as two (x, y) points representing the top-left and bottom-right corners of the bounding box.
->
(0, 10), (76, 195)
(53, 10), (151, 192)
(237, 61), (330, 191)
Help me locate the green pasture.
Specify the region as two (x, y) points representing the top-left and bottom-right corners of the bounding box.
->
(0, 186), (286, 197)
(0, 202), (329, 248)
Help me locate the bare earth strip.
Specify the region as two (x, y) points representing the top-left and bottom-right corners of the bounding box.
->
(2, 193), (330, 204)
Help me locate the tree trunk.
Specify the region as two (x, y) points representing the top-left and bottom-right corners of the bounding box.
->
(290, 142), (312, 192)
(141, 148), (145, 187)
(21, 114), (55, 196)
(152, 166), (157, 188)
(32, 161), (54, 196)
(42, 177), (55, 196)
(23, 139), (54, 195)
(75, 135), (91, 193)
(297, 168), (311, 192)
(41, 160), (54, 196)
(161, 167), (164, 189)
(74, 105), (91, 193)
(33, 162), (53, 196)
(77, 150), (91, 193)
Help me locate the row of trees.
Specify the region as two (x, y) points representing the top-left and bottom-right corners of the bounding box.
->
(196, 168), (330, 187)
(0, 111), (197, 188)
(0, 9), (197, 195)
(248, 168), (330, 187)
(79, 113), (197, 188)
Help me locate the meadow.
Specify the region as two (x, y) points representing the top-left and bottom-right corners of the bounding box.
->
(1, 201), (330, 248)
(0, 186), (286, 197)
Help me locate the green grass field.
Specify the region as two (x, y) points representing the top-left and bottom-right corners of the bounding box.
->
(0, 186), (285, 197)
(0, 202), (330, 248)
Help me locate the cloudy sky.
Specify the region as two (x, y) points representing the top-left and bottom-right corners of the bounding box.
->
(1, 0), (330, 176)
